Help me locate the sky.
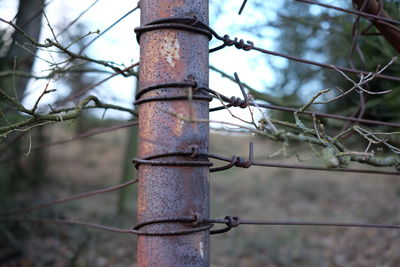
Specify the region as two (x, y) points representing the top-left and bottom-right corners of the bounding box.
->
(0, 0), (287, 129)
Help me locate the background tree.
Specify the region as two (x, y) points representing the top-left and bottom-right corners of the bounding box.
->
(1, 0), (400, 265)
(258, 0), (400, 125)
(0, 0), (45, 199)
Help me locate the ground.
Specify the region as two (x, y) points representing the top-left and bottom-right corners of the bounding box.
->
(2, 122), (400, 266)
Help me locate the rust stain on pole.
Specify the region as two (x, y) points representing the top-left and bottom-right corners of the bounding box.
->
(136, 0), (209, 266)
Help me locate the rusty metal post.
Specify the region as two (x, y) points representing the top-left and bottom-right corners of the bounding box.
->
(136, 0), (210, 266)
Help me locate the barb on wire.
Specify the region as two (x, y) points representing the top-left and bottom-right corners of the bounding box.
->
(205, 23), (400, 82)
(133, 16), (400, 83)
(206, 142), (400, 175)
(238, 0), (248, 15)
(209, 66), (399, 128)
(5, 214), (399, 237)
(205, 216), (400, 233)
(210, 66), (288, 106)
(165, 91), (400, 172)
(209, 72), (249, 111)
(207, 71), (399, 127)
(209, 142), (253, 172)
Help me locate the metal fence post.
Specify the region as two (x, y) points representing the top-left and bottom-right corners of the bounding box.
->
(136, 0), (210, 266)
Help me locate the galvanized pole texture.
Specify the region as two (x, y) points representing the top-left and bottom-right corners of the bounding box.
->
(136, 0), (210, 266)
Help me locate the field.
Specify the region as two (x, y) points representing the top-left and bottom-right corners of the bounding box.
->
(2, 122), (400, 266)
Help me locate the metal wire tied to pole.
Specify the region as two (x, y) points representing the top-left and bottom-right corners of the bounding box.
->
(132, 143), (400, 175)
(134, 17), (213, 42)
(133, 15), (400, 82)
(135, 0), (211, 265)
(3, 1), (400, 265)
(207, 29), (400, 82)
(208, 70), (400, 128)
(5, 215), (399, 236)
(129, 69), (400, 174)
(133, 81), (212, 105)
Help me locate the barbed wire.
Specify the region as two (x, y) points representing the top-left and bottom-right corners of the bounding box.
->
(210, 66), (400, 128)
(208, 26), (400, 82)
(1, 0), (400, 264)
(3, 214), (399, 237)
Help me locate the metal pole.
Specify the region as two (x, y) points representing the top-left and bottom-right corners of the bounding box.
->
(136, 0), (210, 266)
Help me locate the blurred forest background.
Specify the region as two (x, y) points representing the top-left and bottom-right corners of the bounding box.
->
(1, 0), (400, 266)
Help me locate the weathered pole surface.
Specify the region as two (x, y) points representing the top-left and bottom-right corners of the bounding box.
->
(353, 0), (400, 53)
(136, 0), (210, 266)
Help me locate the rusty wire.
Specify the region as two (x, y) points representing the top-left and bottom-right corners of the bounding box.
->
(1, 178), (138, 218)
(207, 72), (400, 128)
(295, 0), (400, 26)
(132, 15), (400, 82)
(207, 143), (400, 176)
(3, 2), (400, 260)
(134, 17), (213, 42)
(130, 214), (400, 235)
(131, 142), (400, 176)
(127, 57), (400, 176)
(130, 216), (213, 236)
(4, 214), (399, 237)
(210, 33), (400, 82)
(206, 216), (400, 232)
(134, 81), (212, 105)
(253, 102), (400, 128)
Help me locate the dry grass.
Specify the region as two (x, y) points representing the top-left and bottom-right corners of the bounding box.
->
(2, 123), (400, 266)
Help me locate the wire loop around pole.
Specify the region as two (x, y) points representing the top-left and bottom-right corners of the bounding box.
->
(132, 151), (213, 169)
(129, 215), (240, 236)
(130, 216), (213, 236)
(134, 81), (212, 105)
(134, 17), (213, 42)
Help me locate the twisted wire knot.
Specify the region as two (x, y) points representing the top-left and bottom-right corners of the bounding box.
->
(222, 35), (254, 51)
(229, 96), (248, 108)
(224, 216), (240, 228)
(232, 156), (252, 168)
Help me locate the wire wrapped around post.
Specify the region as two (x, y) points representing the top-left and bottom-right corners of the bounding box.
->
(134, 1), (211, 266)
